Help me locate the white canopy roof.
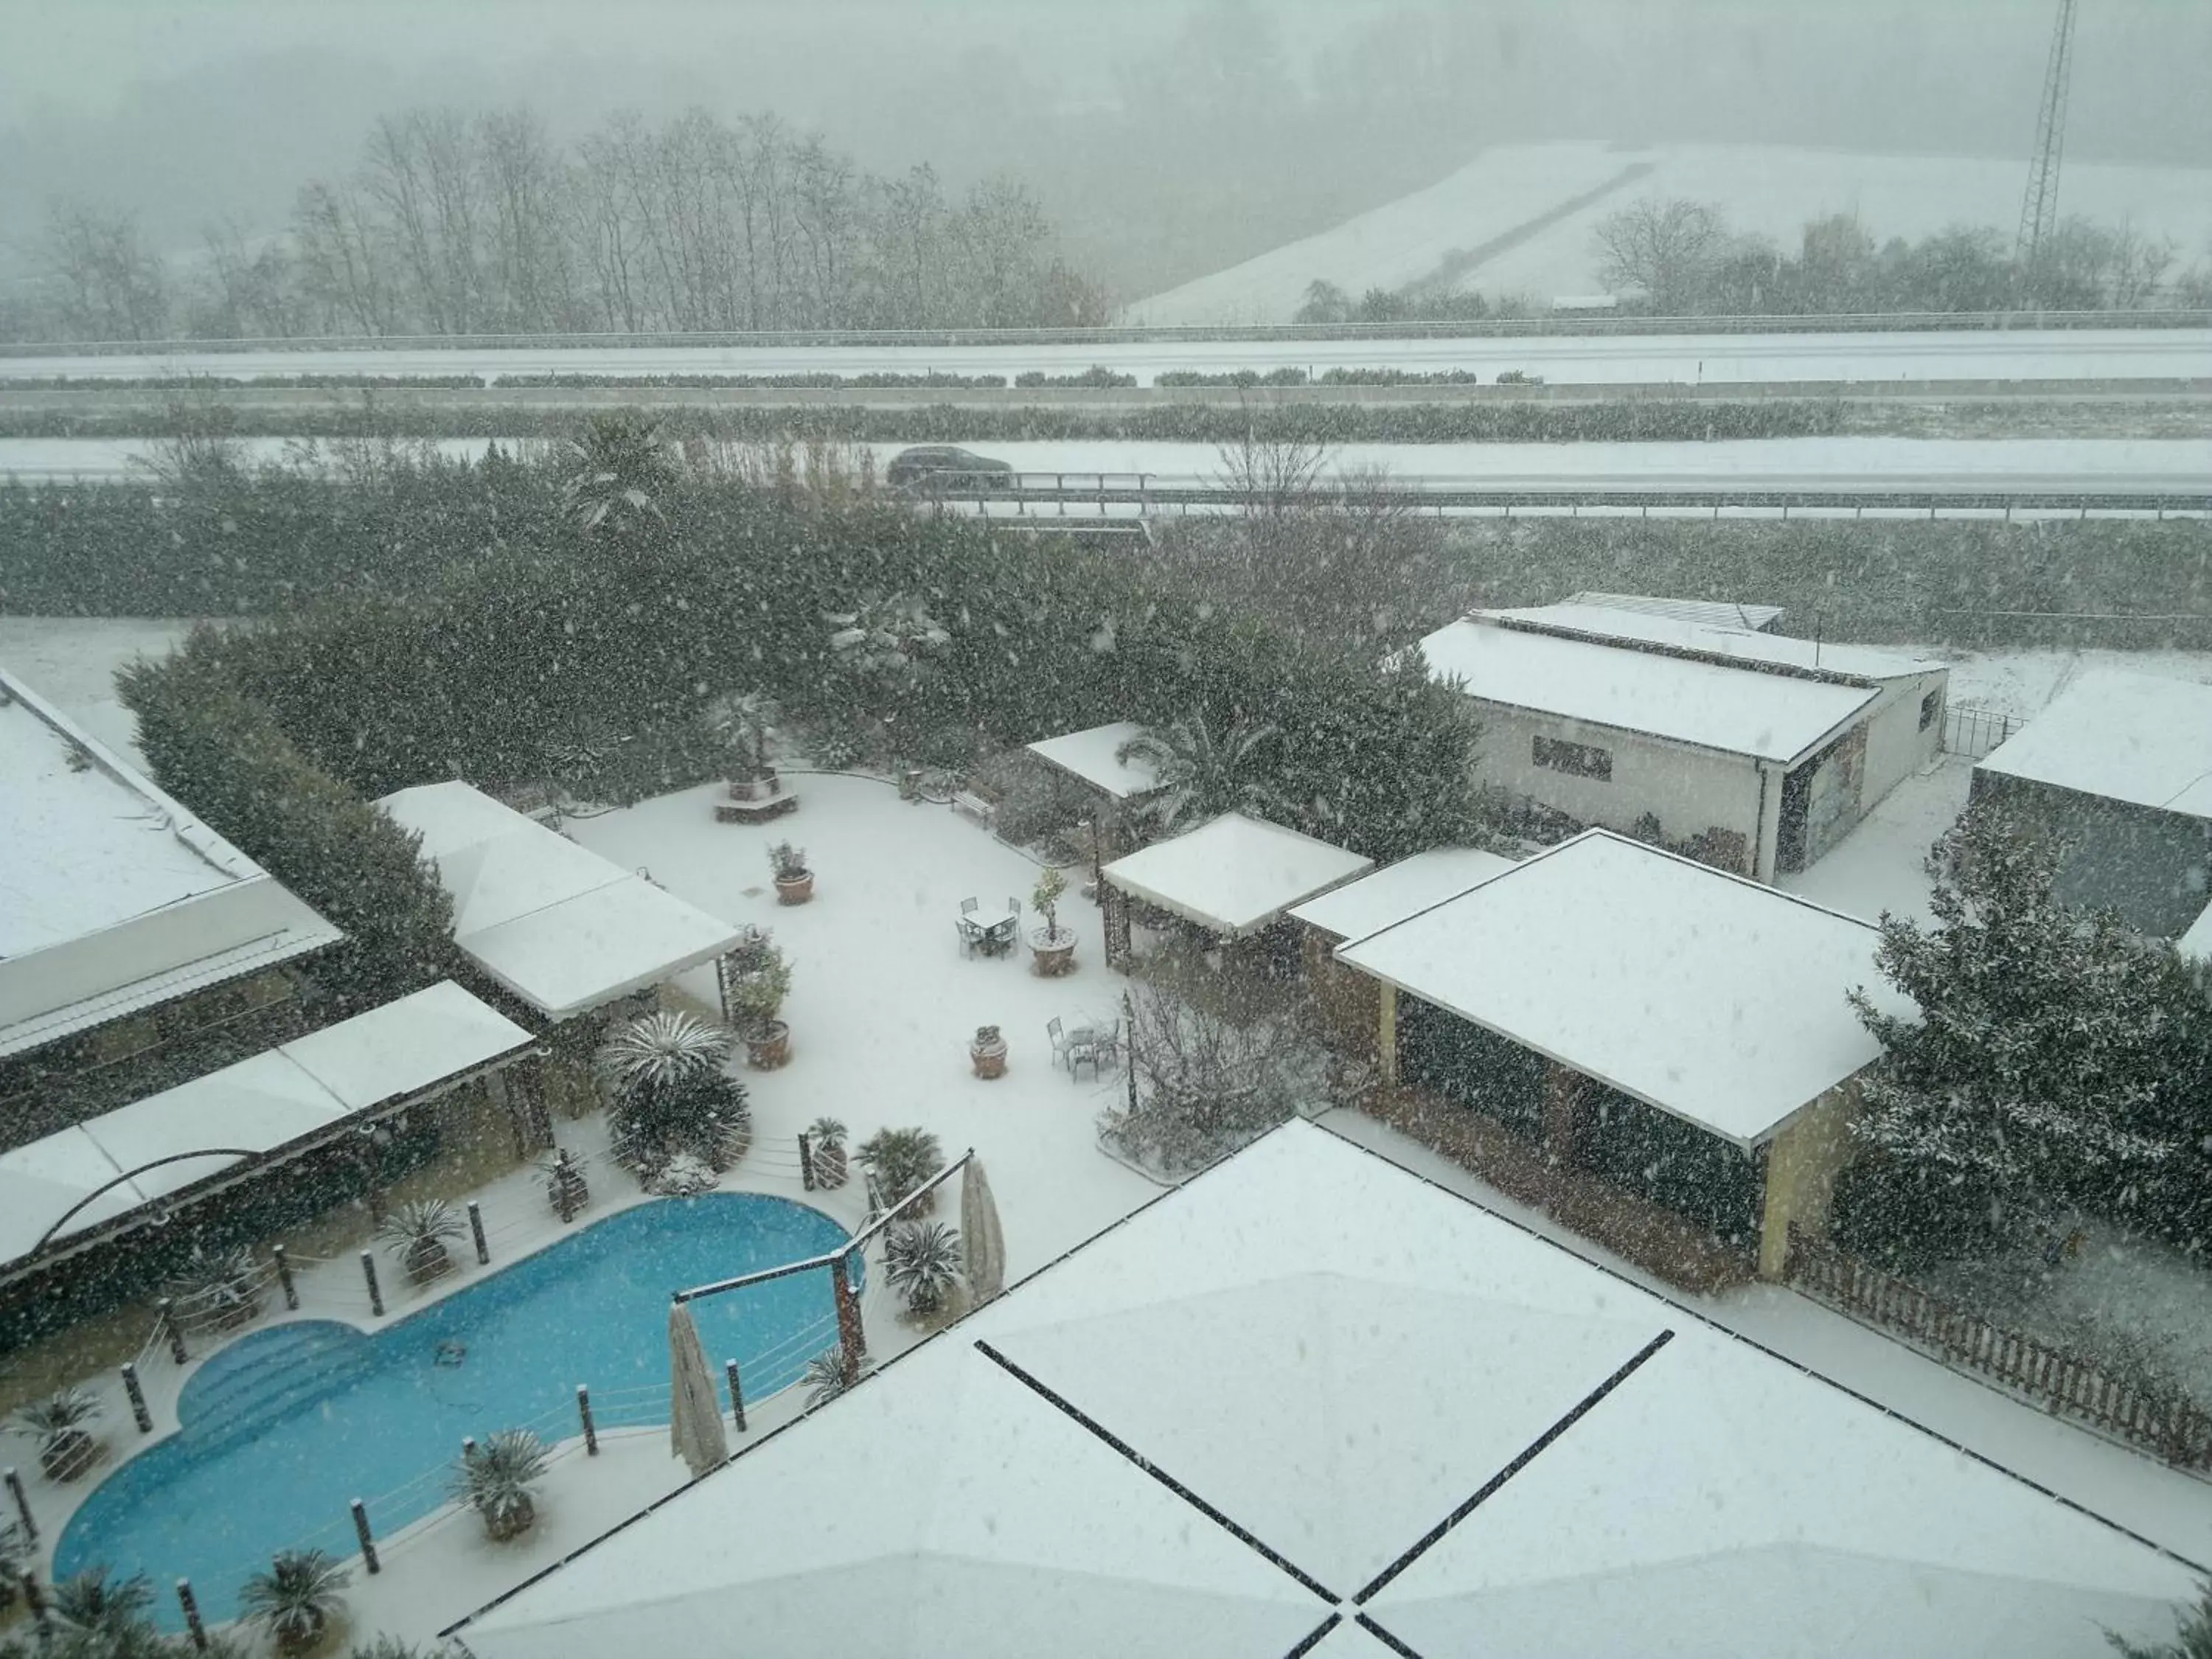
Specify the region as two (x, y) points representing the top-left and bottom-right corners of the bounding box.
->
(1481, 603), (1944, 683)
(1335, 831), (1911, 1147)
(0, 981), (529, 1268)
(1025, 721), (1166, 801)
(0, 668), (341, 1059)
(378, 780), (743, 1019)
(2182, 900), (2212, 962)
(1289, 846), (1516, 940)
(1567, 592), (1784, 632)
(1102, 813), (1372, 939)
(1976, 669), (2212, 820)
(1419, 616), (1877, 765)
(456, 1123), (2194, 1659)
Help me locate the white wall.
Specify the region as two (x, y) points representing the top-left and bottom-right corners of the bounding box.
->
(1860, 669), (1948, 807)
(1474, 702), (1764, 874)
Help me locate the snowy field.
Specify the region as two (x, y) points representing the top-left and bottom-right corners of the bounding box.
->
(5, 327), (2212, 389)
(4, 434), (2208, 502)
(1135, 141), (2212, 324)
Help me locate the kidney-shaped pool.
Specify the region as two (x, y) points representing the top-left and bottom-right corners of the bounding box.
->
(58, 1192), (852, 1626)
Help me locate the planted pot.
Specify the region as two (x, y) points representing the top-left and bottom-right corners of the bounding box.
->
(1029, 926), (1078, 978)
(483, 1489), (537, 1543)
(970, 1025), (1009, 1080)
(546, 1154), (590, 1220)
(746, 1019), (792, 1069)
(401, 1237), (453, 1285)
(774, 870), (815, 905)
(40, 1426), (97, 1484)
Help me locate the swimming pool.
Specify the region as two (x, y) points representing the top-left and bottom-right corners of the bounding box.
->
(58, 1193), (852, 1627)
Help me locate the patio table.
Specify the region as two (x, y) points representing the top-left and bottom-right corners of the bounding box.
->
(971, 905), (1020, 956)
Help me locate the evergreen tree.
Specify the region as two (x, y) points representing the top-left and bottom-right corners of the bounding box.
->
(1850, 807), (2204, 1225)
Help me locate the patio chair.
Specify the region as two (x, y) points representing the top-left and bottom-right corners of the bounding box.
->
(957, 897), (984, 957)
(1089, 1018), (1122, 1071)
(1046, 1017), (1068, 1070)
(1067, 1028), (1102, 1082)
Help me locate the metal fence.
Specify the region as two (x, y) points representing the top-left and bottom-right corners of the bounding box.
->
(1786, 1225), (2212, 1471)
(1940, 702), (2023, 759)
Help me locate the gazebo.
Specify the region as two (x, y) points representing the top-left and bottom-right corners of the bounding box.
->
(1097, 813), (1371, 973)
(1025, 720), (1169, 884)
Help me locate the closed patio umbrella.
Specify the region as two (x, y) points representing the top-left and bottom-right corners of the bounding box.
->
(668, 1300), (730, 1478)
(960, 1157), (1006, 1304)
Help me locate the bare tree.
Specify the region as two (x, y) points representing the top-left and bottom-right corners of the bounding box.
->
(39, 201), (170, 341)
(1590, 196), (1725, 313)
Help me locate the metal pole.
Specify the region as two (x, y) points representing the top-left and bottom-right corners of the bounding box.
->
(350, 1498), (380, 1574)
(121, 1363), (153, 1433)
(21, 1572), (49, 1635)
(577, 1385), (598, 1455)
(831, 1253), (867, 1384)
(467, 1201), (490, 1265)
(725, 1359), (747, 1433)
(177, 1579), (209, 1652)
(360, 1251), (383, 1318)
(272, 1243), (298, 1310)
(159, 1298), (187, 1364)
(4, 1467), (33, 1540)
(798, 1133), (815, 1192)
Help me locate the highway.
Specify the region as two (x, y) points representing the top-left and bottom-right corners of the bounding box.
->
(7, 436), (2203, 520)
(5, 327), (2212, 389)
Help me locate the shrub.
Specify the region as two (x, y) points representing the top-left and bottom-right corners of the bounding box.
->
(598, 1012), (750, 1171)
(52, 1567), (154, 1638)
(376, 1199), (467, 1284)
(884, 1221), (963, 1316)
(803, 1350), (850, 1408)
(857, 1127), (944, 1211)
(451, 1429), (549, 1541)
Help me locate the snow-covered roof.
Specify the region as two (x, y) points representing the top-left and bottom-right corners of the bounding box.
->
(1026, 720), (1166, 801)
(1418, 617), (1878, 765)
(1288, 846), (1516, 939)
(2180, 900), (2212, 962)
(1975, 670), (2212, 820)
(1101, 814), (1373, 938)
(1483, 603), (1945, 683)
(378, 780), (743, 1019)
(1335, 831), (1909, 1146)
(0, 667), (342, 1060)
(0, 982), (529, 1269)
(455, 1123), (2194, 1659)
(1567, 591), (1784, 631)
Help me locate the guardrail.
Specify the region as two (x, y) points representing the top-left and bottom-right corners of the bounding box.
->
(4, 309), (2209, 356)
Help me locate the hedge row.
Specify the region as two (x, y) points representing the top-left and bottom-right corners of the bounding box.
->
(0, 397), (1851, 446)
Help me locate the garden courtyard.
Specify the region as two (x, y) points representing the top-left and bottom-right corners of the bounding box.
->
(4, 762), (2211, 1651)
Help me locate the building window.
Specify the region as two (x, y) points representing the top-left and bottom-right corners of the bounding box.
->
(1532, 734), (1613, 781)
(1919, 689), (1942, 731)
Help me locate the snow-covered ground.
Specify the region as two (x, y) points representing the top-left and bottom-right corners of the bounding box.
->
(1941, 644), (2212, 719)
(5, 435), (2209, 501)
(5, 328), (2212, 389)
(1135, 141), (2212, 324)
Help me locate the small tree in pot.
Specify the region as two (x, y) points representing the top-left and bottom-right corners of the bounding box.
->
(857, 1127), (945, 1217)
(885, 1221), (964, 1321)
(238, 1549), (351, 1656)
(709, 690), (781, 799)
(453, 1428), (550, 1542)
(807, 1117), (850, 1189)
(1029, 866), (1077, 976)
(726, 934), (794, 1069)
(769, 841), (814, 905)
(11, 1385), (103, 1482)
(377, 1198), (467, 1286)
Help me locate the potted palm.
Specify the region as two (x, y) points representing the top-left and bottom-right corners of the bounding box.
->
(453, 1428), (549, 1543)
(857, 1127), (944, 1217)
(807, 1117), (850, 1189)
(164, 1244), (265, 1332)
(237, 1550), (350, 1656)
(52, 1566), (153, 1638)
(377, 1199), (467, 1286)
(1029, 866), (1077, 977)
(543, 1149), (591, 1221)
(885, 1221), (964, 1321)
(716, 692), (781, 801)
(769, 841), (814, 905)
(11, 1385), (102, 1482)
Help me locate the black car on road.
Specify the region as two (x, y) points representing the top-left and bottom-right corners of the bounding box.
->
(885, 446), (1014, 490)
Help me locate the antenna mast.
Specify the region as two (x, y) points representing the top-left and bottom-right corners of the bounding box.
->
(2014, 0), (2080, 274)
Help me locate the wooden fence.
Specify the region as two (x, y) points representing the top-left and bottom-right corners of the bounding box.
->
(1786, 1225), (2212, 1471)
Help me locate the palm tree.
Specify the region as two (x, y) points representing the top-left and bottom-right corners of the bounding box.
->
(598, 1010), (733, 1095)
(1115, 712), (1281, 835)
(52, 1566), (156, 1637)
(885, 1220), (964, 1316)
(237, 1550), (350, 1655)
(598, 1012), (749, 1173)
(452, 1429), (550, 1542)
(560, 411), (676, 539)
(803, 1350), (850, 1409)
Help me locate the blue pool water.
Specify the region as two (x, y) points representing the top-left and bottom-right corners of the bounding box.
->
(58, 1194), (852, 1627)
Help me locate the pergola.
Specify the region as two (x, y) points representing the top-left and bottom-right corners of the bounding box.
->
(1097, 813), (1371, 970)
(0, 981), (532, 1273)
(1025, 720), (1169, 883)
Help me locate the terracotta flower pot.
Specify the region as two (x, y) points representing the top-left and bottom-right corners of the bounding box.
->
(970, 1026), (1009, 1079)
(747, 1020), (792, 1069)
(1029, 927), (1077, 978)
(403, 1237), (454, 1286)
(774, 872), (815, 905)
(41, 1427), (97, 1483)
(482, 1492), (536, 1543)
